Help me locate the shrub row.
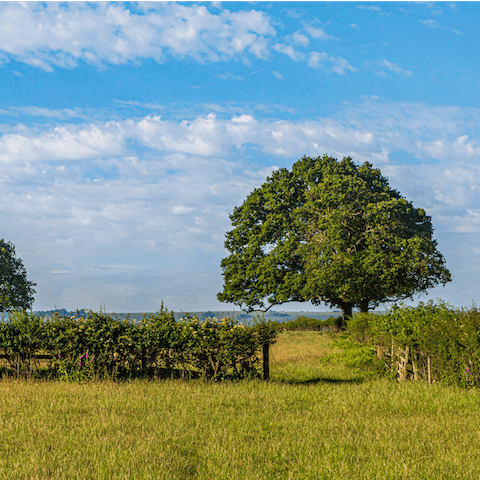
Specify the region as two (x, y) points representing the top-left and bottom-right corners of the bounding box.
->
(0, 305), (276, 381)
(348, 300), (480, 387)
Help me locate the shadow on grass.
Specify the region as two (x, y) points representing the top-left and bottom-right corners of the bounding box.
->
(275, 376), (365, 385)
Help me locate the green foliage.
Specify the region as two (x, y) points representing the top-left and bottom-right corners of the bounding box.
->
(252, 313), (278, 346)
(0, 239), (36, 312)
(348, 300), (480, 387)
(218, 155), (450, 325)
(321, 315), (344, 330)
(347, 312), (389, 344)
(319, 335), (383, 374)
(0, 305), (274, 381)
(56, 352), (96, 382)
(274, 315), (343, 331)
(0, 310), (43, 376)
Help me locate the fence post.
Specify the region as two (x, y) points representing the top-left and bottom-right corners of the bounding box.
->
(262, 343), (270, 381)
(391, 337), (394, 372)
(397, 346), (409, 382)
(412, 359), (418, 380)
(404, 346), (409, 381)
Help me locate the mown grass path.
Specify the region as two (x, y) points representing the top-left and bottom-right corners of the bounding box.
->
(1, 332), (479, 479)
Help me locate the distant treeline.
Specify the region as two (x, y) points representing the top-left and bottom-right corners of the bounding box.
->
(30, 309), (340, 323)
(33, 308), (88, 318)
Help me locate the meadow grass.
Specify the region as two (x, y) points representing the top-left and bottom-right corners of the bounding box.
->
(1, 331), (480, 479)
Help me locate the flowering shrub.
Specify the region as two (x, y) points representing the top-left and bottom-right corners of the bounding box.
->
(56, 351), (96, 381)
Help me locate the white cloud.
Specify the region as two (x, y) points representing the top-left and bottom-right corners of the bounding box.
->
(421, 18), (463, 35)
(304, 25), (333, 40)
(172, 206), (194, 215)
(129, 113), (375, 160)
(420, 135), (480, 161)
(3, 106), (91, 120)
(127, 114), (233, 157)
(217, 72), (244, 81)
(381, 59), (412, 76)
(0, 122), (124, 163)
(308, 52), (357, 74)
(286, 31), (310, 46)
(283, 8), (305, 21)
(115, 100), (165, 111)
(18, 114), (363, 168)
(357, 5), (381, 12)
(273, 43), (304, 62)
(0, 3), (277, 70)
(454, 210), (480, 233)
(422, 19), (438, 28)
(273, 70), (283, 79)
(0, 3), (361, 82)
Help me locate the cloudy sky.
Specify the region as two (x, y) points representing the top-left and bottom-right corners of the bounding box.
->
(1, 1), (479, 313)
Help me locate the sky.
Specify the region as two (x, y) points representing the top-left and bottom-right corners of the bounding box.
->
(1, 1), (480, 313)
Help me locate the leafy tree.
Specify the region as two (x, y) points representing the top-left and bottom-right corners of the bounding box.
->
(217, 155), (451, 326)
(0, 239), (36, 312)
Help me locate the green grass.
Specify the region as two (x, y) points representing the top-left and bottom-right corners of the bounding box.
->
(1, 332), (480, 479)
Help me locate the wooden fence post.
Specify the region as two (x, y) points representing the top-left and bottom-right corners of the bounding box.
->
(391, 337), (395, 372)
(404, 346), (409, 381)
(262, 343), (270, 381)
(412, 359), (418, 381)
(397, 346), (409, 382)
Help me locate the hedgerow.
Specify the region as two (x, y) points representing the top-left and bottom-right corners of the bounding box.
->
(0, 305), (276, 381)
(347, 300), (480, 387)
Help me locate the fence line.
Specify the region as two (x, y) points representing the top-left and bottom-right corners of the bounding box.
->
(0, 354), (52, 360)
(378, 343), (432, 383)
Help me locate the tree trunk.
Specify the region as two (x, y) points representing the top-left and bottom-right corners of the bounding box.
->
(360, 298), (369, 313)
(340, 303), (353, 329)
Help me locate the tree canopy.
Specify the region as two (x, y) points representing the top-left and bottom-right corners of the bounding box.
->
(0, 239), (36, 312)
(217, 155), (451, 325)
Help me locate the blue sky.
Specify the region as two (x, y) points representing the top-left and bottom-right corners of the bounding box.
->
(1, 1), (480, 312)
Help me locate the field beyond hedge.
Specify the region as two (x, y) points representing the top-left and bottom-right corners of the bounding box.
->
(1, 331), (480, 480)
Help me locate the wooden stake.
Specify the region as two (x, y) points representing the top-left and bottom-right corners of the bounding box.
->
(412, 360), (418, 381)
(263, 343), (270, 381)
(397, 346), (410, 382)
(391, 337), (394, 371)
(404, 346), (409, 381)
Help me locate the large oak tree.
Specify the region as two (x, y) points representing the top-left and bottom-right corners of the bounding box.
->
(217, 155), (451, 326)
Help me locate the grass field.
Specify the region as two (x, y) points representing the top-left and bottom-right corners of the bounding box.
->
(1, 331), (480, 479)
